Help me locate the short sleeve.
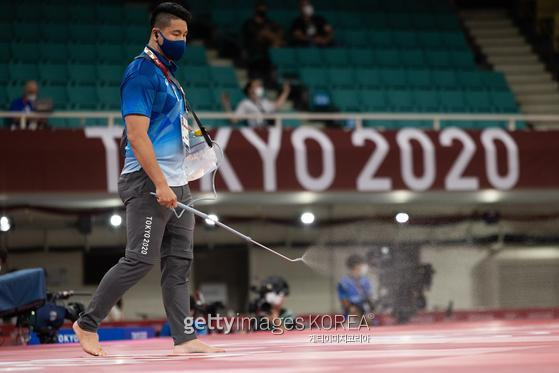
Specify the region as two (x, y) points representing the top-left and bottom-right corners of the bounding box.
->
(121, 70), (157, 118)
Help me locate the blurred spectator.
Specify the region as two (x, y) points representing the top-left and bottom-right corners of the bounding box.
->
(242, 1), (284, 81)
(221, 79), (290, 127)
(337, 254), (375, 324)
(8, 80), (49, 130)
(290, 0), (334, 47)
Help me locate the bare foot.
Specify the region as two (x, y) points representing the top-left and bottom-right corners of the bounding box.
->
(172, 339), (225, 354)
(72, 321), (107, 357)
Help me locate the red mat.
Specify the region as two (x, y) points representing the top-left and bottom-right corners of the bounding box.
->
(1, 320), (558, 372)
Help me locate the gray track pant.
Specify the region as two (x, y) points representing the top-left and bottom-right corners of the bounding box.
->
(77, 169), (197, 345)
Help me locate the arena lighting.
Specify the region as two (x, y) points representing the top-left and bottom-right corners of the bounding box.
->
(205, 213), (219, 226)
(300, 212), (315, 225)
(0, 216), (11, 232)
(395, 212), (409, 224)
(109, 213), (122, 227)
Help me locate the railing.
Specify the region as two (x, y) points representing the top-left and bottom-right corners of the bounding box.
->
(1, 111), (559, 130)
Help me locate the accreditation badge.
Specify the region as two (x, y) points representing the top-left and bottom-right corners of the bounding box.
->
(180, 113), (190, 150)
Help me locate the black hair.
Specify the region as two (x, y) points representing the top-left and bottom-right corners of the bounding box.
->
(243, 81), (254, 97)
(346, 254), (366, 269)
(150, 2), (192, 28)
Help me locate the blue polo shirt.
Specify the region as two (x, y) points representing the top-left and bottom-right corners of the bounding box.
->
(337, 275), (373, 309)
(120, 46), (188, 186)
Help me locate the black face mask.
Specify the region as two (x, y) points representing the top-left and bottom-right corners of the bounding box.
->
(256, 9), (267, 18)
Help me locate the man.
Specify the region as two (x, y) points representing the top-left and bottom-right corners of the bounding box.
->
(8, 80), (43, 129)
(73, 2), (224, 356)
(337, 254), (375, 323)
(290, 0), (334, 47)
(242, 1), (284, 80)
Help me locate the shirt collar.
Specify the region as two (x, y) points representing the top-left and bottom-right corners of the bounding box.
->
(145, 45), (177, 73)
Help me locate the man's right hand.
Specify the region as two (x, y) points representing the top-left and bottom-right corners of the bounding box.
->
(155, 185), (178, 209)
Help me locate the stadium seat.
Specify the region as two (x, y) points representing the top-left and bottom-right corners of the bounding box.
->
(391, 31), (418, 48)
(300, 68), (328, 89)
(416, 31), (445, 49)
(413, 89), (440, 112)
(386, 90), (414, 112)
(188, 87), (215, 111)
(369, 31), (393, 48)
(180, 66), (212, 88)
(11, 42), (40, 63)
(440, 89), (466, 112)
(39, 43), (69, 64)
(68, 25), (98, 44)
(401, 49), (426, 68)
(375, 49), (401, 67)
(96, 45), (124, 64)
(457, 71), (485, 91)
(483, 71), (509, 91)
(41, 24), (69, 44)
(381, 68), (407, 88)
(13, 22), (40, 42)
(435, 70), (458, 90)
(360, 89), (387, 111)
(68, 64), (97, 86)
(332, 89), (361, 112)
(348, 49), (375, 67)
(97, 86), (121, 110)
(98, 25), (125, 44)
(406, 69), (433, 89)
(464, 90), (492, 112)
(96, 4), (124, 25)
(424, 50), (452, 68)
(41, 85), (69, 110)
(9, 63), (39, 83)
(296, 49), (323, 67)
(491, 91), (518, 113)
(210, 67), (238, 88)
(183, 45), (208, 66)
(39, 64), (68, 86)
(67, 86), (98, 110)
(323, 49), (350, 67)
(97, 65), (124, 86)
(327, 68), (355, 88)
(0, 64), (9, 85)
(450, 50), (475, 70)
(357, 68), (382, 88)
(68, 43), (97, 63)
(125, 26), (149, 45)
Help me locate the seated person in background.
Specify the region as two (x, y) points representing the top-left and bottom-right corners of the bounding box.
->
(337, 254), (375, 325)
(290, 0), (334, 47)
(8, 80), (49, 130)
(249, 276), (294, 332)
(221, 79), (290, 127)
(242, 1), (284, 81)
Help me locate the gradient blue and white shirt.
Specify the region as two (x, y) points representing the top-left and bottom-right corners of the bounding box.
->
(120, 46), (188, 186)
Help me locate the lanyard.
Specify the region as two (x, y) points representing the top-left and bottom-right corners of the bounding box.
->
(141, 47), (213, 148)
(143, 47), (186, 112)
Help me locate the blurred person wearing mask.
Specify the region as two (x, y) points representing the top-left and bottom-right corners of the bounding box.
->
(291, 0), (334, 47)
(337, 254), (375, 324)
(251, 276), (294, 332)
(8, 80), (46, 130)
(221, 79), (290, 127)
(242, 1), (284, 80)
